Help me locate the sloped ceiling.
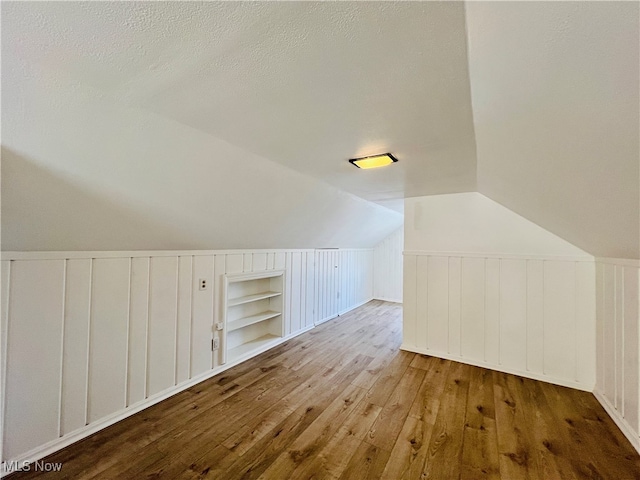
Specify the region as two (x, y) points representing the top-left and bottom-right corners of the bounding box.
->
(466, 1), (639, 259)
(3, 1), (477, 205)
(2, 1), (638, 257)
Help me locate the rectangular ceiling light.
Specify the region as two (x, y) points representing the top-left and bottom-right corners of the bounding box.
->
(349, 153), (398, 169)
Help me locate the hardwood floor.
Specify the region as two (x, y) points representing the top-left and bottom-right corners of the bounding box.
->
(7, 300), (640, 479)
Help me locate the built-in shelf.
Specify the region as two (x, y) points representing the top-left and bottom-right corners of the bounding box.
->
(223, 270), (285, 365)
(228, 291), (282, 307)
(228, 311), (281, 332)
(227, 334), (281, 361)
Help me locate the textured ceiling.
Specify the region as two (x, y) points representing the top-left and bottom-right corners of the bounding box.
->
(3, 1), (639, 257)
(4, 1), (478, 207)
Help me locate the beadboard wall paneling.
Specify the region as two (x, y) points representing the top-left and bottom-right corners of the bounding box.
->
(0, 248), (373, 468)
(594, 258), (640, 453)
(4, 260), (65, 461)
(402, 253), (596, 392)
(373, 228), (403, 303)
(315, 249), (373, 325)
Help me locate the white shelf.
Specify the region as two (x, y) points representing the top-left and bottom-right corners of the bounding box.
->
(228, 311), (281, 332)
(223, 270), (285, 366)
(227, 334), (280, 361)
(228, 291), (282, 307)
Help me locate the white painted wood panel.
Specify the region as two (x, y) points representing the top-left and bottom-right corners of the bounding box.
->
(484, 259), (500, 365)
(623, 266), (639, 434)
(290, 252), (302, 334)
(344, 251), (362, 310)
(338, 251), (347, 314)
(253, 253), (267, 272)
(403, 253), (596, 392)
(1, 247), (374, 464)
(594, 259), (640, 454)
(147, 257), (178, 396)
(4, 260), (65, 460)
(226, 254), (243, 275)
(315, 250), (339, 325)
(61, 259), (91, 435)
(176, 256), (192, 385)
(300, 252), (308, 329)
(614, 265), (624, 411)
(243, 253), (253, 273)
(602, 263), (616, 405)
(373, 228), (403, 303)
(595, 262), (605, 394)
(191, 256), (213, 376)
(88, 258), (129, 423)
(526, 259), (545, 373)
(461, 257), (485, 360)
(415, 256), (428, 350)
(305, 252), (315, 328)
(274, 252), (285, 270)
(128, 257), (149, 406)
(426, 256), (448, 353)
(499, 259), (527, 371)
(266, 252), (275, 270)
(447, 257), (462, 356)
(213, 255), (226, 368)
(543, 261), (576, 381)
(283, 253), (292, 335)
(402, 255), (417, 349)
(0, 261), (9, 463)
(576, 261), (596, 386)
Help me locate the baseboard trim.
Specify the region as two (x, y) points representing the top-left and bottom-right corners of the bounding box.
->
(400, 344), (594, 392)
(316, 298), (375, 326)
(593, 390), (640, 454)
(0, 324), (315, 478)
(373, 297), (402, 304)
(338, 298), (374, 317)
(0, 298), (376, 476)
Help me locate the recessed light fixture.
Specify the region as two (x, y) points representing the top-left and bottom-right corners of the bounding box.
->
(348, 153), (398, 169)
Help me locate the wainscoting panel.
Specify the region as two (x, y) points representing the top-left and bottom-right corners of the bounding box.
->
(403, 252), (595, 391)
(594, 258), (640, 453)
(147, 256), (179, 397)
(1, 247), (373, 466)
(314, 249), (373, 325)
(61, 259), (91, 436)
(4, 260), (65, 460)
(373, 228), (403, 303)
(88, 258), (130, 424)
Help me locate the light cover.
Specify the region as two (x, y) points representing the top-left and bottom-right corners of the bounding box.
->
(348, 153), (398, 169)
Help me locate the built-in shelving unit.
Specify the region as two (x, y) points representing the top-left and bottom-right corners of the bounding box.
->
(223, 270), (285, 364)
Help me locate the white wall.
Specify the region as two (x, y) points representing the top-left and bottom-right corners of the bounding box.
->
(315, 249), (373, 325)
(403, 193), (596, 391)
(373, 228), (403, 303)
(594, 258), (640, 453)
(403, 253), (595, 390)
(0, 248), (373, 468)
(405, 193), (590, 256)
(466, 2), (640, 259)
(2, 51), (402, 251)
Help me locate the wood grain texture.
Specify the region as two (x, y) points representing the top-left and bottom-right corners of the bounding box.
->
(6, 301), (639, 480)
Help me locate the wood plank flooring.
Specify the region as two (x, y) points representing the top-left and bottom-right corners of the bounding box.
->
(7, 300), (640, 479)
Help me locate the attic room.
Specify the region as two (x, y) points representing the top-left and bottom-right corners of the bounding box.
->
(1, 1), (639, 478)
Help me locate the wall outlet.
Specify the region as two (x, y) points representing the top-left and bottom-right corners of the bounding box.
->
(199, 279), (208, 290)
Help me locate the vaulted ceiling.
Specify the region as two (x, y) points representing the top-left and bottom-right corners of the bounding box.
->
(3, 2), (638, 256)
